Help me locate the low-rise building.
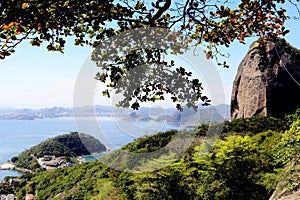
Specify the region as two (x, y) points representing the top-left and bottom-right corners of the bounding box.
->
(38, 156), (72, 170)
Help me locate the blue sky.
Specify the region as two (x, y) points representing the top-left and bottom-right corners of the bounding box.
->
(0, 5), (299, 109)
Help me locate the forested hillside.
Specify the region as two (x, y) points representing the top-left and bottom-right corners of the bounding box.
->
(3, 110), (300, 200)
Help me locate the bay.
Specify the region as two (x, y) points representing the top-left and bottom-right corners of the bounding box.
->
(0, 117), (180, 181)
(0, 170), (22, 182)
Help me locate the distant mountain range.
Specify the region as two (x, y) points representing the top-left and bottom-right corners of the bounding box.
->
(164, 104), (230, 125)
(0, 106), (111, 120)
(0, 104), (230, 122)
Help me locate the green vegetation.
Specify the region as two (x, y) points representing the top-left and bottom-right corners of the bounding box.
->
(11, 132), (106, 170)
(0, 0), (292, 61)
(123, 130), (178, 153)
(285, 108), (300, 125)
(273, 38), (300, 63)
(2, 114), (300, 199)
(222, 115), (288, 134)
(195, 115), (288, 137)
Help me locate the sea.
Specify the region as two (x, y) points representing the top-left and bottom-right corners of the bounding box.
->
(0, 117), (180, 181)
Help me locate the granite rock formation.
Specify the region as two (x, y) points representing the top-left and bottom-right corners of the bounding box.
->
(231, 39), (300, 119)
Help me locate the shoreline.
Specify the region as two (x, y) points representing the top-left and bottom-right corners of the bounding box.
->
(0, 162), (31, 174)
(0, 162), (15, 170)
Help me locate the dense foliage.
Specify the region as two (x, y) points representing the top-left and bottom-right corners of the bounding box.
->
(1, 0), (296, 57)
(123, 130), (178, 153)
(222, 115), (288, 134)
(11, 132), (106, 170)
(286, 107), (300, 125)
(3, 115), (300, 199)
(195, 115), (288, 136)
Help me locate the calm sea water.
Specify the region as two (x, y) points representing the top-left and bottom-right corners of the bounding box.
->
(0, 117), (179, 181)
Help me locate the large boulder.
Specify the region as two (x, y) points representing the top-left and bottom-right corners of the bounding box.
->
(231, 39), (300, 119)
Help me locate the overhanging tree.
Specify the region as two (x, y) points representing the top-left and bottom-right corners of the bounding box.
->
(0, 0), (299, 109)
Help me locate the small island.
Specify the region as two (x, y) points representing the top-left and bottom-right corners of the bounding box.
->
(2, 132), (107, 172)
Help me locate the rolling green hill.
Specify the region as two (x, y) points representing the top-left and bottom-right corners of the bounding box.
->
(10, 132), (106, 171)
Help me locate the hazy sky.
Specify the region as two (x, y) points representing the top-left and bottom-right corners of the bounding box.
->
(0, 5), (299, 109)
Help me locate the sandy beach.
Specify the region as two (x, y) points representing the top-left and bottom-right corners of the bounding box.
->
(0, 162), (15, 170)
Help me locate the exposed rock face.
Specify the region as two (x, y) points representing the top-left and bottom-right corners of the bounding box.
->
(231, 39), (300, 119)
(270, 187), (300, 200)
(269, 157), (300, 200)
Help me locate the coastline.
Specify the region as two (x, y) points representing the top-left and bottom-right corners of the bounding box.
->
(0, 162), (15, 170)
(0, 162), (31, 174)
(0, 116), (181, 181)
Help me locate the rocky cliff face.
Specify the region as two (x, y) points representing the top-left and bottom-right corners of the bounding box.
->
(231, 39), (300, 119)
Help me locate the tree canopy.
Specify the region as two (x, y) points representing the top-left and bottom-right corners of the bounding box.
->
(1, 0), (299, 109)
(11, 132), (106, 171)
